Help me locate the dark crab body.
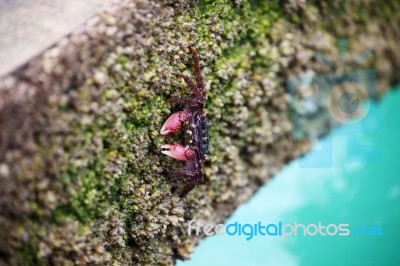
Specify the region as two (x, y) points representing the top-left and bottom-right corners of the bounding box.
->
(185, 110), (208, 160)
(160, 47), (208, 197)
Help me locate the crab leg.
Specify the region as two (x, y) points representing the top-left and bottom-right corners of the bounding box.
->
(179, 181), (197, 198)
(167, 96), (192, 106)
(167, 168), (196, 179)
(160, 110), (191, 135)
(176, 74), (201, 97)
(189, 47), (205, 99)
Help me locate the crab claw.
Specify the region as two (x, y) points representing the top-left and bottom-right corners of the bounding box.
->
(160, 111), (191, 135)
(161, 144), (196, 161)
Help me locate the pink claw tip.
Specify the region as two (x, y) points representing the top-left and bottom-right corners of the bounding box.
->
(161, 144), (196, 161)
(160, 111), (191, 135)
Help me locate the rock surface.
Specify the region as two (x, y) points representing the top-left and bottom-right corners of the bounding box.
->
(0, 0), (399, 265)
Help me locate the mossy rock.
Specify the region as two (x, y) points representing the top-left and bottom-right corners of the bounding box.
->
(0, 0), (399, 265)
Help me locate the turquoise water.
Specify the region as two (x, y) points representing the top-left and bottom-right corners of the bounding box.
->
(178, 86), (400, 266)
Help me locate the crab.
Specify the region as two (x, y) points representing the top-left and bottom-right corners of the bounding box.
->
(160, 47), (208, 197)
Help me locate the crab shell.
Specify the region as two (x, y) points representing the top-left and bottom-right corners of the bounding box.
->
(185, 110), (208, 160)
